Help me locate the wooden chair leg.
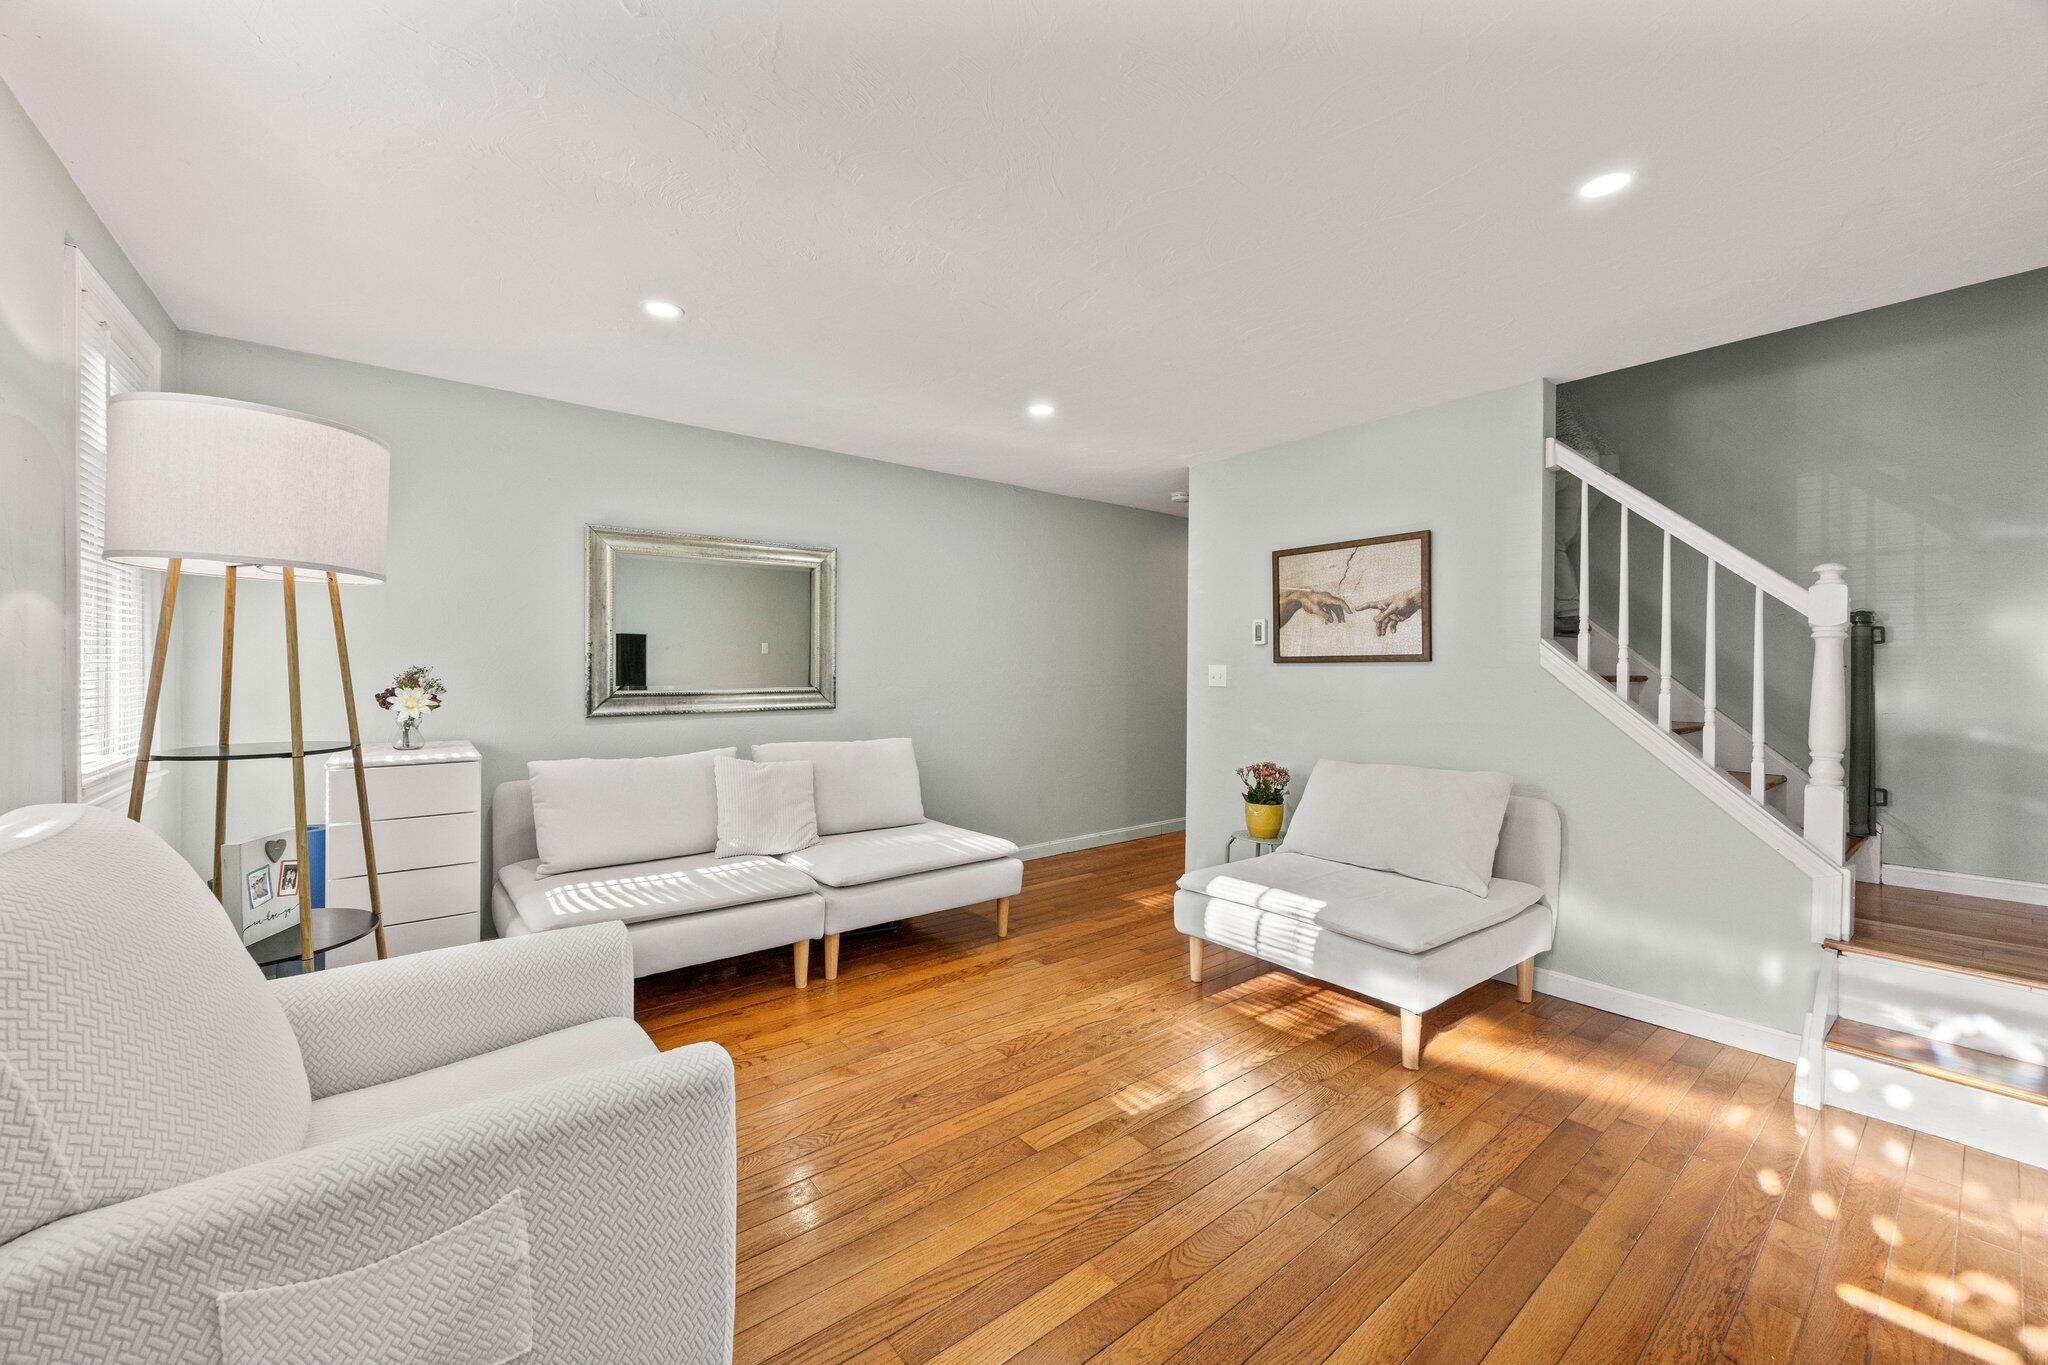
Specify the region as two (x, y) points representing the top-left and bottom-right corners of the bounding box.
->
(1401, 1010), (1422, 1070)
(1188, 936), (1204, 983)
(997, 896), (1011, 939)
(1516, 957), (1535, 1004)
(824, 932), (841, 981)
(794, 940), (810, 990)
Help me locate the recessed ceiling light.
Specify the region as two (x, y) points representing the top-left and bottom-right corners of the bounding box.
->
(1577, 171), (1633, 200)
(1026, 401), (1056, 419)
(642, 299), (683, 320)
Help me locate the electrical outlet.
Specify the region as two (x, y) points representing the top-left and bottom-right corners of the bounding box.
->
(1207, 664), (1228, 687)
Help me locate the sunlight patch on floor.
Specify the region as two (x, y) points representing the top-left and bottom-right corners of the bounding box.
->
(1837, 1284), (2017, 1364)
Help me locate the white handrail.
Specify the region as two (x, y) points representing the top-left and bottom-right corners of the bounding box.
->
(1546, 439), (1810, 613)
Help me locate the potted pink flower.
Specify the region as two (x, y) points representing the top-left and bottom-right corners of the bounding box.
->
(1237, 761), (1289, 840)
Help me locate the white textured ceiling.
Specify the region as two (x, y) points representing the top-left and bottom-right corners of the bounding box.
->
(5, 2), (2047, 512)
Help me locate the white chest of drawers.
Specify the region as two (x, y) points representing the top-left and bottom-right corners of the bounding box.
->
(323, 740), (483, 966)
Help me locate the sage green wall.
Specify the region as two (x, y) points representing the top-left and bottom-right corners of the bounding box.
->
(1187, 382), (1818, 1037)
(1563, 268), (2048, 886)
(0, 75), (183, 841)
(168, 334), (1188, 876)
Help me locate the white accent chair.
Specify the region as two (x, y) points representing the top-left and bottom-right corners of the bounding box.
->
(0, 804), (735, 1364)
(1176, 761), (1561, 1070)
(493, 739), (1024, 985)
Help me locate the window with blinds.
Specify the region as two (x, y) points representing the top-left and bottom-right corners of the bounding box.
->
(73, 257), (162, 803)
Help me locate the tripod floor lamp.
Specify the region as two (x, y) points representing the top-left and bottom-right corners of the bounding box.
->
(105, 392), (392, 973)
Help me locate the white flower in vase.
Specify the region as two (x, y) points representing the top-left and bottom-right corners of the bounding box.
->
(392, 686), (430, 720)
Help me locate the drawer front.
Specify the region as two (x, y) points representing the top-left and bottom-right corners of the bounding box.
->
(326, 911), (480, 968)
(326, 862), (480, 927)
(326, 811), (480, 879)
(326, 760), (480, 824)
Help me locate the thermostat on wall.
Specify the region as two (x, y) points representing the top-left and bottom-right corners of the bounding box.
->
(1251, 619), (1268, 646)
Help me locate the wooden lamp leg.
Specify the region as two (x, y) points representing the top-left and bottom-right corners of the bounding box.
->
(280, 569), (316, 972)
(1401, 1010), (1422, 1070)
(210, 566), (236, 896)
(327, 572), (387, 960)
(996, 896), (1011, 939)
(125, 559), (182, 821)
(824, 932), (841, 980)
(1516, 958), (1535, 1004)
(1188, 936), (1204, 983)
(793, 940), (810, 989)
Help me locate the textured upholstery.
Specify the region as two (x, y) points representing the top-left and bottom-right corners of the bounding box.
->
(527, 749), (734, 875)
(1178, 853), (1543, 953)
(782, 821), (1019, 888)
(273, 921), (635, 1098)
(497, 853), (819, 934)
(1281, 760), (1513, 896)
(305, 1018), (656, 1146)
(751, 738), (924, 835)
(0, 1043), (737, 1364)
(819, 857), (1023, 935)
(0, 805), (310, 1242)
(713, 756), (819, 857)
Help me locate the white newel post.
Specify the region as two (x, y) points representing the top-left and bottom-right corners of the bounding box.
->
(1803, 564), (1850, 861)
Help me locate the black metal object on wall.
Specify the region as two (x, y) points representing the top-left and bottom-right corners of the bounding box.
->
(1848, 609), (1886, 838)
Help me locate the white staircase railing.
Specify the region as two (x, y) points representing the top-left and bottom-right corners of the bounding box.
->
(1546, 439), (1849, 863)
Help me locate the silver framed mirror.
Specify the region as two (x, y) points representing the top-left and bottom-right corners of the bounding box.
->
(586, 525), (837, 716)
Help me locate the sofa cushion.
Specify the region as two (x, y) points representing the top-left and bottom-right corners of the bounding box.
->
(714, 755), (819, 858)
(0, 805), (311, 1242)
(497, 850), (817, 934)
(1178, 852), (1543, 954)
(751, 738), (924, 835)
(527, 749), (733, 875)
(1280, 761), (1512, 897)
(304, 1017), (655, 1145)
(780, 821), (1018, 889)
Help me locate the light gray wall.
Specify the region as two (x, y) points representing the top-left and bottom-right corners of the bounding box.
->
(1562, 268), (2048, 885)
(613, 555), (813, 691)
(168, 334), (1188, 876)
(0, 75), (183, 841)
(1187, 381), (1818, 1036)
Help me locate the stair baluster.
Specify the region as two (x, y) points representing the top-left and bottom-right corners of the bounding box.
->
(1804, 565), (1850, 861)
(1577, 480), (1592, 670)
(1657, 531), (1673, 731)
(1751, 586), (1767, 800)
(1616, 508), (1631, 700)
(1703, 564), (1718, 768)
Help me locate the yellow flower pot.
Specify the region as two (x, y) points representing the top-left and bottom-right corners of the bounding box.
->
(1244, 801), (1283, 840)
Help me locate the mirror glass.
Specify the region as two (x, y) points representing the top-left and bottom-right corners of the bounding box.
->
(587, 527), (836, 715)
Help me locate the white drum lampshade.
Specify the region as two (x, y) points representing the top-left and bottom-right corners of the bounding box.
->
(105, 392), (389, 583)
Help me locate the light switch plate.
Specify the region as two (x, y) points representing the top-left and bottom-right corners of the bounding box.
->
(1207, 664), (1228, 687)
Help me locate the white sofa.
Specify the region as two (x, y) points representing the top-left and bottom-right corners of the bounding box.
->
(0, 804), (735, 1364)
(492, 739), (1023, 986)
(1176, 760), (1560, 1070)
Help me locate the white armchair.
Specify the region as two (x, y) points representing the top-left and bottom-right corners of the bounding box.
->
(0, 804), (735, 1364)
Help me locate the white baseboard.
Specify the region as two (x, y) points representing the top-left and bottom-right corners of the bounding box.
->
(1018, 818), (1184, 861)
(1500, 965), (1803, 1063)
(1880, 863), (2048, 908)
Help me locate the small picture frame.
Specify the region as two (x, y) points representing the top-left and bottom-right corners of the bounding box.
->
(245, 867), (273, 908)
(276, 859), (300, 898)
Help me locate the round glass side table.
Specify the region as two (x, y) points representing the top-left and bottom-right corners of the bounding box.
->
(246, 907), (376, 977)
(1224, 830), (1286, 862)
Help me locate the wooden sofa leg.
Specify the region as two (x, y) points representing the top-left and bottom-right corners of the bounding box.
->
(997, 896), (1011, 939)
(1188, 936), (1204, 984)
(794, 940), (810, 990)
(1401, 1010), (1422, 1070)
(1516, 957), (1535, 1004)
(824, 932), (841, 981)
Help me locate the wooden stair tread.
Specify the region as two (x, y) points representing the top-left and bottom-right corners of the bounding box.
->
(1825, 1018), (2048, 1106)
(1721, 769), (1787, 791)
(1825, 933), (2048, 991)
(1671, 721), (1705, 735)
(1600, 673), (1650, 684)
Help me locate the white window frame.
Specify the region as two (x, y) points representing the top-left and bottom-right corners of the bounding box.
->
(66, 246), (165, 807)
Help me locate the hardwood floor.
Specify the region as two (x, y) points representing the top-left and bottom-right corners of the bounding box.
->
(635, 833), (2048, 1363)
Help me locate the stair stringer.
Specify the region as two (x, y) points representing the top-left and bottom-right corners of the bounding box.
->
(1538, 637), (1853, 1108)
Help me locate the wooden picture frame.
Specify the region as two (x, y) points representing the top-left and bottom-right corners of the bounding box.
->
(1272, 530), (1431, 663)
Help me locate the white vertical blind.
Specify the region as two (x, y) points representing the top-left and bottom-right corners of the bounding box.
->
(74, 280), (161, 801)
